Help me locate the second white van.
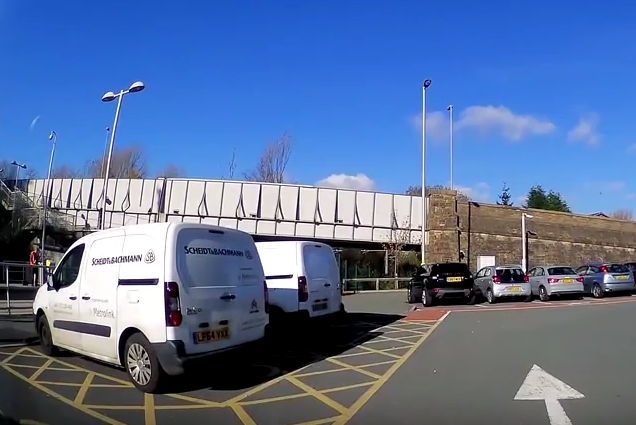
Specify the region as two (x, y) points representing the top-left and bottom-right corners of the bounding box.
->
(255, 240), (344, 322)
(32, 222), (269, 393)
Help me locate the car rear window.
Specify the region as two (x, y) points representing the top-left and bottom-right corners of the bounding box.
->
(548, 267), (576, 275)
(608, 264), (629, 273)
(496, 268), (525, 283)
(431, 263), (470, 275)
(176, 228), (263, 287)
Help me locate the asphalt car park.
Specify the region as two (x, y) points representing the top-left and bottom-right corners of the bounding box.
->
(0, 308), (444, 425)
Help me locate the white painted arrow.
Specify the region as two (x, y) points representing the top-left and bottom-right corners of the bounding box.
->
(514, 364), (584, 425)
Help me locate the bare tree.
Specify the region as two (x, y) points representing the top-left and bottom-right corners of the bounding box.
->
(611, 209), (633, 220)
(382, 215), (419, 277)
(406, 184), (468, 202)
(0, 160), (37, 180)
(84, 145), (147, 179)
(156, 164), (185, 178)
(244, 132), (293, 183)
(51, 165), (80, 179)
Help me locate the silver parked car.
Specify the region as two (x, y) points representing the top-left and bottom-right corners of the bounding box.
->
(527, 265), (584, 301)
(574, 263), (636, 298)
(473, 265), (532, 304)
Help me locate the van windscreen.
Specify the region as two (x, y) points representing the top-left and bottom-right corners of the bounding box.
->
(176, 228), (262, 287)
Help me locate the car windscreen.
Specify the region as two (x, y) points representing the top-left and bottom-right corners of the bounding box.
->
(431, 263), (469, 275)
(548, 267), (577, 276)
(495, 268), (525, 283)
(608, 264), (629, 273)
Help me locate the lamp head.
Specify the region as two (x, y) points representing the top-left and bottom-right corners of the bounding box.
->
(423, 79), (432, 89)
(128, 81), (145, 93)
(48, 131), (56, 141)
(101, 91), (117, 102)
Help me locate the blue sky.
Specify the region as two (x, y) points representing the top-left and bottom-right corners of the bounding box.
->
(1, 0), (636, 214)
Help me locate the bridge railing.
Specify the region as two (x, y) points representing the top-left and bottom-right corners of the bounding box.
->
(342, 277), (411, 294)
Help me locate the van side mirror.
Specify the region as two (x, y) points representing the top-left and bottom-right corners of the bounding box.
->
(47, 274), (59, 291)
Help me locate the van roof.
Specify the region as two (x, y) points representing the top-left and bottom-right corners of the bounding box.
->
(72, 222), (247, 246)
(255, 240), (332, 249)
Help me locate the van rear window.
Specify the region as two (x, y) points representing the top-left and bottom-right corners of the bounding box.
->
(176, 228), (262, 287)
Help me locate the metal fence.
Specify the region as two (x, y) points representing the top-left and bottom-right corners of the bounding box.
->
(1, 262), (47, 316)
(342, 277), (411, 293)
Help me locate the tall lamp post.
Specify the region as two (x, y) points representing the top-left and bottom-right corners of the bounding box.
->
(100, 81), (145, 230)
(421, 79), (432, 264)
(521, 212), (533, 273)
(40, 131), (57, 272)
(447, 104), (454, 190)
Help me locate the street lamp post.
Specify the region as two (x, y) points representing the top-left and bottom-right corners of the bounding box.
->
(40, 131), (57, 274)
(521, 212), (533, 273)
(447, 104), (454, 190)
(100, 81), (145, 230)
(421, 79), (432, 264)
(10, 161), (27, 191)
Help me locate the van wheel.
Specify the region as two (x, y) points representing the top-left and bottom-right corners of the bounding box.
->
(423, 289), (434, 307)
(124, 333), (164, 393)
(38, 316), (58, 356)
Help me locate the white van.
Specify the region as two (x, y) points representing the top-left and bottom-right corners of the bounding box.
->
(32, 222), (269, 393)
(255, 241), (344, 322)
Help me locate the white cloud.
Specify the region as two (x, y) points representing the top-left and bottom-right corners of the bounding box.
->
(455, 105), (556, 141)
(410, 111), (448, 141)
(411, 105), (556, 142)
(516, 195), (528, 206)
(316, 173), (376, 191)
(455, 182), (491, 203)
(567, 113), (600, 146)
(29, 115), (40, 131)
(627, 194), (636, 200)
(584, 180), (625, 193)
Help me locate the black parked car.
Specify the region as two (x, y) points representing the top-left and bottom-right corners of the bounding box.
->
(407, 262), (477, 306)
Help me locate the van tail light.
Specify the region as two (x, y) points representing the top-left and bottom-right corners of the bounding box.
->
(547, 278), (560, 284)
(601, 266), (609, 273)
(164, 281), (182, 327)
(263, 280), (270, 314)
(298, 276), (309, 302)
(524, 275), (529, 283)
(576, 277), (584, 283)
(492, 276), (501, 284)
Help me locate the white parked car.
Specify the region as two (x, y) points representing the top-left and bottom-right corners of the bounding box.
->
(255, 241), (345, 323)
(32, 222), (269, 393)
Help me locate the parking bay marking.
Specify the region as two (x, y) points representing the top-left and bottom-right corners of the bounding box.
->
(514, 364), (585, 425)
(0, 318), (444, 425)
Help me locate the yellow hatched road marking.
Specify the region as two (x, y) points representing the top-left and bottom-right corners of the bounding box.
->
(287, 376), (348, 415)
(74, 372), (95, 405)
(144, 394), (156, 425)
(325, 358), (381, 380)
(231, 404), (257, 425)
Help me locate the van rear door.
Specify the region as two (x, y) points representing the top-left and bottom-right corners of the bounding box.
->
(301, 243), (341, 316)
(173, 227), (267, 355)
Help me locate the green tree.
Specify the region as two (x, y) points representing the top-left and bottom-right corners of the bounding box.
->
(406, 185), (469, 202)
(523, 185), (571, 212)
(496, 182), (513, 206)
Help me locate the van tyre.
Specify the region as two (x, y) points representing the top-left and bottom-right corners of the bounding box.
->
(124, 333), (165, 393)
(423, 289), (434, 307)
(38, 315), (58, 356)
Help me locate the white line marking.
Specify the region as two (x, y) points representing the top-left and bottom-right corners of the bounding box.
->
(514, 364), (584, 425)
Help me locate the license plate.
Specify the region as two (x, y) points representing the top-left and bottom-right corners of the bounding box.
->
(193, 327), (230, 344)
(312, 303), (328, 311)
(618, 275), (628, 280)
(508, 286), (521, 292)
(562, 278), (574, 284)
(447, 276), (462, 283)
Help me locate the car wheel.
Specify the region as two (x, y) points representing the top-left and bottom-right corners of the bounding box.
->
(38, 315), (58, 356)
(486, 288), (496, 304)
(592, 283), (604, 299)
(124, 333), (165, 393)
(423, 289), (434, 307)
(538, 286), (550, 302)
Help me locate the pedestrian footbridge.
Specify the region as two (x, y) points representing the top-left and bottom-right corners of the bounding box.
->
(24, 178), (426, 245)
